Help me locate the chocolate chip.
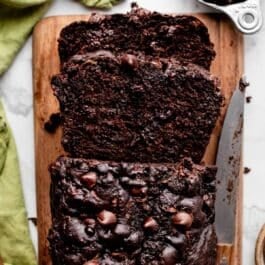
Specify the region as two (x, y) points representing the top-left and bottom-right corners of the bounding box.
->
(117, 189), (129, 207)
(165, 207), (177, 213)
(121, 54), (138, 69)
(81, 172), (97, 188)
(84, 218), (96, 228)
(131, 187), (148, 196)
(203, 194), (214, 209)
(150, 60), (163, 69)
(131, 84), (144, 94)
(85, 227), (95, 237)
(64, 254), (83, 264)
(111, 252), (127, 260)
(105, 172), (115, 183)
(83, 259), (99, 265)
(121, 177), (130, 183)
(64, 217), (90, 243)
(172, 212), (193, 229)
(179, 197), (198, 209)
(128, 179), (146, 187)
(97, 163), (109, 173)
(86, 191), (106, 208)
(124, 231), (143, 248)
(97, 210), (117, 226)
(98, 229), (115, 241)
(166, 234), (186, 247)
(159, 190), (179, 213)
(143, 217), (159, 231)
(114, 224), (130, 237)
(82, 244), (101, 258)
(162, 246), (178, 265)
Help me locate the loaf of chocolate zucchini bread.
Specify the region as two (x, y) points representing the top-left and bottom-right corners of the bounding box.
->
(48, 156), (217, 265)
(58, 4), (215, 70)
(52, 52), (222, 163)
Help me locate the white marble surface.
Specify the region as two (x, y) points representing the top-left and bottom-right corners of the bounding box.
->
(0, 0), (264, 264)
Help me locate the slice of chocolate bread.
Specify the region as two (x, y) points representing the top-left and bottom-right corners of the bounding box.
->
(48, 156), (217, 265)
(52, 52), (222, 163)
(58, 4), (215, 70)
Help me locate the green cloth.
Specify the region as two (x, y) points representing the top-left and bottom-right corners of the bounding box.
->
(81, 0), (121, 9)
(0, 101), (36, 265)
(0, 1), (51, 76)
(0, 0), (123, 75)
(0, 0), (47, 8)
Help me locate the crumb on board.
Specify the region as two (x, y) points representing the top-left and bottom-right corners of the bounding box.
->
(239, 77), (250, 92)
(44, 113), (61, 133)
(246, 96), (252, 103)
(244, 167), (251, 174)
(28, 217), (37, 226)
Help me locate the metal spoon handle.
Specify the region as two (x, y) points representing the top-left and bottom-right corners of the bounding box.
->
(198, 0), (263, 34)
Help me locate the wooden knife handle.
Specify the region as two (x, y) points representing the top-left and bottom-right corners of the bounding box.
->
(216, 243), (234, 265)
(0, 255), (3, 265)
(255, 224), (265, 265)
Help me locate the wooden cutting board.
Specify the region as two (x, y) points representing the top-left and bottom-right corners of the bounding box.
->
(33, 14), (243, 265)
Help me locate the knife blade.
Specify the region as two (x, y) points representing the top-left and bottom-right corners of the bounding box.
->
(215, 85), (245, 264)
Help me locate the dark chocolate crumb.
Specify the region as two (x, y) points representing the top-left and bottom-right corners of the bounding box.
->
(44, 113), (61, 133)
(28, 217), (37, 226)
(244, 167), (251, 174)
(246, 96), (252, 103)
(239, 77), (250, 92)
(227, 179), (234, 192)
(228, 156), (234, 164)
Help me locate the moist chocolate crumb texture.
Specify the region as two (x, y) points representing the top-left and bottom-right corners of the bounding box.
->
(52, 52), (222, 164)
(48, 157), (217, 265)
(58, 4), (215, 70)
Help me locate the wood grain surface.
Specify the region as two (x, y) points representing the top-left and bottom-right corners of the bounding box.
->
(33, 14), (243, 265)
(216, 243), (234, 265)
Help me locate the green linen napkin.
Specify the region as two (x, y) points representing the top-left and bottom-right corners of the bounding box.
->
(80, 0), (121, 9)
(0, 0), (47, 8)
(0, 1), (51, 76)
(0, 0), (123, 75)
(0, 101), (36, 265)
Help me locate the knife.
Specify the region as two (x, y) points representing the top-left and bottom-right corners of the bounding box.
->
(255, 223), (265, 265)
(198, 0), (263, 34)
(215, 86), (245, 265)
